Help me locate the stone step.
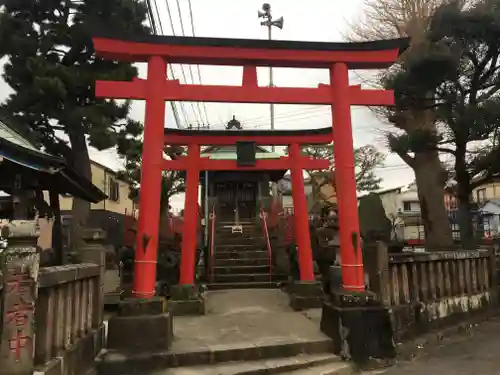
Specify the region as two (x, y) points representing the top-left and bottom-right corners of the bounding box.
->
(213, 273), (288, 283)
(215, 236), (265, 243)
(215, 243), (266, 251)
(215, 226), (261, 233)
(146, 353), (349, 375)
(214, 257), (270, 267)
(285, 361), (355, 375)
(213, 265), (271, 275)
(215, 236), (265, 245)
(215, 250), (269, 259)
(207, 281), (282, 290)
(217, 221), (256, 226)
(97, 338), (335, 374)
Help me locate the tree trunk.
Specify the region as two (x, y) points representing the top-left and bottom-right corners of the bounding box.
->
(455, 147), (475, 249)
(413, 150), (454, 250)
(49, 189), (63, 265)
(68, 130), (92, 262)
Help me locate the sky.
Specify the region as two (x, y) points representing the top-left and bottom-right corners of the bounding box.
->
(0, 0), (416, 209)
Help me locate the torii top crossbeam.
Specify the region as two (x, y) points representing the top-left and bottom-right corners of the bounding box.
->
(163, 127), (333, 146)
(93, 31), (409, 105)
(93, 31), (408, 69)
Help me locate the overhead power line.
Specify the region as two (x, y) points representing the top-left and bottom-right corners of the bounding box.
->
(145, 0), (185, 129)
(187, 0), (210, 126)
(165, 0), (205, 127)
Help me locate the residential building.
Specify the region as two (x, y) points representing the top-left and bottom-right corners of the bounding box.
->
(472, 178), (500, 204)
(471, 177), (500, 237)
(53, 160), (135, 216)
(42, 160), (137, 248)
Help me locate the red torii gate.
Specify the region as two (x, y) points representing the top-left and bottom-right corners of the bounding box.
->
(92, 32), (408, 298)
(163, 127), (330, 286)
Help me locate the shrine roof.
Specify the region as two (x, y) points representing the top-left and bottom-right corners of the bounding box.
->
(0, 117), (107, 203)
(92, 30), (410, 69)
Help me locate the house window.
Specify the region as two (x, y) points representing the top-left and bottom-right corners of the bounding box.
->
(476, 188), (486, 203)
(402, 201), (412, 212)
(109, 178), (120, 202)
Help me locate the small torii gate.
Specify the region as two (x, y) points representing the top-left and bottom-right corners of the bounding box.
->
(91, 32), (408, 298)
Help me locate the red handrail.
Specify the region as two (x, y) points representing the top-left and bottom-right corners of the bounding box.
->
(209, 205), (216, 282)
(260, 204), (273, 282)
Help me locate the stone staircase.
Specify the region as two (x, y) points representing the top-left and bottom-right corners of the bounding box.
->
(98, 289), (354, 375)
(208, 221), (288, 290)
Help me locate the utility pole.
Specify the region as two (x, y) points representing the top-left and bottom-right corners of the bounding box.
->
(258, 3), (283, 147)
(258, 3), (283, 198)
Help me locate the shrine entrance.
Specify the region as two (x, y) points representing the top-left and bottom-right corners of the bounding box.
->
(215, 181), (257, 223)
(92, 31), (408, 299)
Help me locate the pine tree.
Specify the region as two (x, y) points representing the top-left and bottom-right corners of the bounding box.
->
(0, 0), (150, 250)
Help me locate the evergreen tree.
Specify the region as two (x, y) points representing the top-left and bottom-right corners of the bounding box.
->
(387, 0), (500, 247)
(116, 124), (185, 219)
(0, 0), (150, 249)
(349, 0), (458, 250)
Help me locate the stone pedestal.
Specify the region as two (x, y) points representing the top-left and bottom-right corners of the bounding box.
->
(169, 284), (205, 316)
(107, 297), (173, 352)
(320, 289), (395, 366)
(287, 281), (324, 311)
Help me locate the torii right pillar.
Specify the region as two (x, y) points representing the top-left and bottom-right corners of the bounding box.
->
(320, 63), (396, 364)
(329, 63), (365, 292)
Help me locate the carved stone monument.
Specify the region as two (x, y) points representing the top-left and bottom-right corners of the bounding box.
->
(0, 221), (40, 375)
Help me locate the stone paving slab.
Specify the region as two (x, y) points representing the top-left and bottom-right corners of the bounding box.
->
(370, 316), (500, 375)
(170, 289), (330, 353)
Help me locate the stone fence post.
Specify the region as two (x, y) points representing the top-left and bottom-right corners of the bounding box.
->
(0, 221), (40, 375)
(363, 241), (391, 306)
(78, 229), (107, 327)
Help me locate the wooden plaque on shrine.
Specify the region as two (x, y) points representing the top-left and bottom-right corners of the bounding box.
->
(236, 141), (256, 167)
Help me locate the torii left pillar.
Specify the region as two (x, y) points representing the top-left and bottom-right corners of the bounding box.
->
(171, 144), (205, 313)
(106, 57), (174, 354)
(133, 56), (166, 299)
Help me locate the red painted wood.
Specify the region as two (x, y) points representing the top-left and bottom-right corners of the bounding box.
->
(92, 37), (400, 69)
(162, 156), (330, 171)
(95, 79), (394, 105)
(242, 66), (258, 87)
(163, 131), (333, 146)
(132, 56), (166, 298)
(330, 63), (365, 292)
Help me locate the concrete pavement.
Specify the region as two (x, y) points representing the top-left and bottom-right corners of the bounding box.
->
(375, 316), (500, 375)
